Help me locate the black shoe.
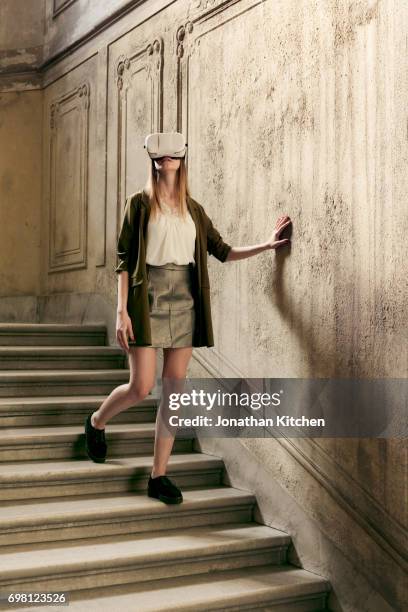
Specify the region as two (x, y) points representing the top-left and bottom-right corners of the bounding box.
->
(84, 413), (107, 463)
(147, 475), (183, 504)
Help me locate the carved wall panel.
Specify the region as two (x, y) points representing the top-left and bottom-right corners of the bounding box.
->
(48, 83), (90, 272)
(114, 38), (163, 233)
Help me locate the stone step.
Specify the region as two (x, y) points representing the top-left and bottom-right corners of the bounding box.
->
(0, 395), (157, 428)
(15, 565), (329, 612)
(0, 323), (107, 346)
(0, 369), (132, 397)
(0, 320), (332, 610)
(0, 346), (126, 370)
(0, 453), (224, 501)
(0, 487), (256, 547)
(0, 423), (194, 461)
(0, 523), (292, 593)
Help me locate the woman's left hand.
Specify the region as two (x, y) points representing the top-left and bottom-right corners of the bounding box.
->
(266, 215), (292, 249)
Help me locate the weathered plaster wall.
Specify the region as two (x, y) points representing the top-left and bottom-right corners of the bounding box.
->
(0, 0), (406, 610)
(0, 0), (44, 73)
(0, 1), (44, 294)
(0, 90), (43, 295)
(43, 0), (138, 61)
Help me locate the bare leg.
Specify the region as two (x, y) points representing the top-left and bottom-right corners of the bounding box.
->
(91, 347), (157, 429)
(151, 346), (193, 478)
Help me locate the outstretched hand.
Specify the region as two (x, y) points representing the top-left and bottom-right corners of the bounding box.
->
(266, 215), (292, 250)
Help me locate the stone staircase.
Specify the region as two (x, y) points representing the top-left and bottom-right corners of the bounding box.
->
(0, 323), (331, 611)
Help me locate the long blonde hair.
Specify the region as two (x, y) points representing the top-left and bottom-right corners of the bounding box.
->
(143, 157), (191, 220)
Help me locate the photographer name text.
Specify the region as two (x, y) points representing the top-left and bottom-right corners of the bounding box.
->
(168, 415), (325, 427)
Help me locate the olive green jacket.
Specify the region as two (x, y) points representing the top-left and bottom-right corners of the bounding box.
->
(115, 190), (232, 347)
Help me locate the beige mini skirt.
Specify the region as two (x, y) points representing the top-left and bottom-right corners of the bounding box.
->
(145, 262), (195, 348)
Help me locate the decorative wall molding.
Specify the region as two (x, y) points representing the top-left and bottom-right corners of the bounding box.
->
(114, 38), (163, 231)
(94, 48), (109, 269)
(175, 21), (194, 136)
(191, 0), (233, 12)
(41, 0), (153, 73)
(48, 82), (90, 272)
(52, 0), (79, 19)
(281, 437), (407, 567)
(176, 0), (262, 134)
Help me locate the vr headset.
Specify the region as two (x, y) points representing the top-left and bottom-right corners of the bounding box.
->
(144, 132), (188, 159)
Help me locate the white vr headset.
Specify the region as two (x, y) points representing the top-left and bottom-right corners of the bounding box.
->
(144, 132), (188, 159)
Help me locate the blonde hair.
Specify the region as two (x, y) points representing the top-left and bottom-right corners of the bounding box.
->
(143, 157), (191, 220)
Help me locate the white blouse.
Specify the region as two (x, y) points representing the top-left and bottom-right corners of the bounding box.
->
(145, 201), (196, 266)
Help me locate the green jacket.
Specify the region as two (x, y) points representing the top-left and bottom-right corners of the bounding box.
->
(115, 190), (232, 347)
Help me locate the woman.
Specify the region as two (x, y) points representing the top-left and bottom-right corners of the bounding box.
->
(85, 131), (292, 504)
